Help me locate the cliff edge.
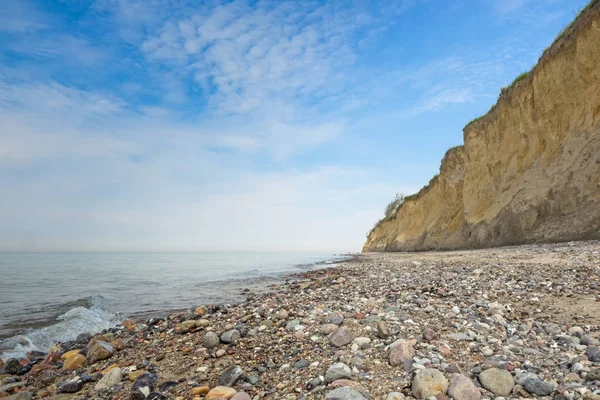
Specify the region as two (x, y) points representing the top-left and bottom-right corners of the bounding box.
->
(364, 0), (600, 252)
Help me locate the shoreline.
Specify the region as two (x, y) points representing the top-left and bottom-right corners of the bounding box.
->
(1, 242), (600, 399)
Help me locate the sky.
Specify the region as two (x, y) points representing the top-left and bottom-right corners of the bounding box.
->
(0, 0), (590, 253)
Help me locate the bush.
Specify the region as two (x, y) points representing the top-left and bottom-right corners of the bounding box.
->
(385, 193), (405, 218)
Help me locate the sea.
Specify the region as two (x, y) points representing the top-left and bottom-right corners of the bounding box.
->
(0, 252), (348, 361)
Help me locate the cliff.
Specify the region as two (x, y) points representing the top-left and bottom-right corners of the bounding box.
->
(363, 0), (600, 252)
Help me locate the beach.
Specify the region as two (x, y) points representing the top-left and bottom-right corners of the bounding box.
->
(1, 241), (600, 399)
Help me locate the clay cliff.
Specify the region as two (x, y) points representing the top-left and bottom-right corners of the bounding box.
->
(363, 0), (600, 252)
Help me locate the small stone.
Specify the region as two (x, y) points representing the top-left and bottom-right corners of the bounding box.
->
(2, 359), (21, 375)
(95, 367), (122, 390)
(389, 339), (415, 367)
(385, 393), (405, 400)
(522, 378), (555, 396)
(219, 366), (247, 387)
(203, 331), (220, 349)
(330, 327), (354, 347)
(586, 370), (600, 381)
(325, 387), (368, 400)
(277, 310), (289, 320)
(130, 373), (157, 400)
(206, 386), (237, 399)
(286, 319), (302, 331)
(216, 349), (226, 357)
(87, 340), (115, 364)
(180, 320), (197, 333)
(448, 374), (481, 400)
(220, 329), (241, 344)
(146, 393), (167, 400)
(295, 359), (310, 369)
(231, 392), (252, 400)
(325, 363), (353, 383)
(62, 354), (86, 371)
(3, 392), (33, 400)
(412, 368), (449, 399)
(330, 315), (344, 325)
(191, 386), (210, 396)
(422, 328), (436, 341)
(478, 368), (514, 396)
(320, 324), (339, 335)
(377, 321), (390, 338)
(58, 377), (84, 393)
(128, 370), (145, 382)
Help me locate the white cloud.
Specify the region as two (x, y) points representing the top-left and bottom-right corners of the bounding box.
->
(0, 1), (49, 33)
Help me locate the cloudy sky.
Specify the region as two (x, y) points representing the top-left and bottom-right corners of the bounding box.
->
(0, 0), (589, 252)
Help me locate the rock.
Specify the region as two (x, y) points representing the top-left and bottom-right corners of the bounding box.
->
(325, 387), (368, 400)
(277, 310), (289, 320)
(478, 368), (514, 396)
(146, 393), (167, 400)
(286, 319), (302, 331)
(586, 369), (600, 381)
(1, 359), (21, 375)
(206, 386), (237, 399)
(448, 374), (481, 400)
(3, 392), (33, 400)
(295, 359), (310, 369)
(57, 377), (84, 393)
(325, 362), (353, 383)
(389, 339), (415, 367)
(386, 393), (405, 400)
(330, 315), (344, 325)
(87, 340), (115, 364)
(60, 349), (80, 360)
(231, 392), (252, 400)
(180, 320), (197, 333)
(377, 321), (390, 338)
(203, 331), (220, 349)
(422, 328), (437, 341)
(130, 373), (157, 400)
(220, 329), (241, 344)
(320, 324), (339, 335)
(522, 378), (555, 396)
(581, 336), (600, 346)
(219, 366), (247, 386)
(0, 382), (23, 393)
(330, 327), (354, 347)
(62, 353), (86, 371)
(412, 368), (449, 399)
(191, 386), (210, 396)
(95, 367), (122, 390)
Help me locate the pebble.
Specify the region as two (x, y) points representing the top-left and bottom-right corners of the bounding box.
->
(220, 329), (241, 344)
(412, 368), (449, 399)
(325, 363), (353, 383)
(377, 321), (390, 338)
(219, 366), (247, 386)
(522, 377), (555, 396)
(389, 339), (415, 367)
(206, 386), (237, 400)
(478, 368), (514, 396)
(324, 387), (368, 400)
(448, 373), (481, 400)
(385, 392), (405, 400)
(87, 340), (115, 364)
(203, 331), (220, 349)
(329, 327), (354, 348)
(94, 367), (122, 390)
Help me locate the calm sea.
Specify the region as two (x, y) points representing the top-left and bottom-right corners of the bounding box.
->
(0, 252), (346, 361)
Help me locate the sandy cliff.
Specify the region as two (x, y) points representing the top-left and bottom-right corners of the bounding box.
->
(364, 0), (600, 252)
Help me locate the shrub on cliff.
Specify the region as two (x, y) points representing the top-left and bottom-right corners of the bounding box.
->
(385, 193), (405, 218)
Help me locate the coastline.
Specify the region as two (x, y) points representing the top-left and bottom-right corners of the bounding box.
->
(1, 242), (600, 399)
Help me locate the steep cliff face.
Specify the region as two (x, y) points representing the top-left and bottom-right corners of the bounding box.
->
(364, 0), (600, 252)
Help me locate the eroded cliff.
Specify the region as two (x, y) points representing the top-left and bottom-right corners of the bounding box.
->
(364, 0), (600, 252)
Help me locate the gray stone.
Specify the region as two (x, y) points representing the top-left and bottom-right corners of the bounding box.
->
(95, 367), (122, 390)
(87, 340), (115, 364)
(295, 359), (310, 369)
(231, 392), (252, 400)
(220, 329), (241, 344)
(478, 368), (514, 396)
(581, 336), (600, 346)
(329, 327), (354, 348)
(1, 359), (21, 375)
(286, 319), (302, 331)
(586, 369), (600, 381)
(325, 362), (353, 383)
(412, 368), (449, 399)
(448, 374), (481, 400)
(522, 378), (555, 396)
(180, 320), (197, 334)
(389, 339), (415, 367)
(219, 366), (247, 387)
(330, 315), (344, 325)
(3, 392), (33, 400)
(204, 331), (220, 349)
(325, 387), (368, 400)
(385, 393), (405, 400)
(377, 321), (390, 338)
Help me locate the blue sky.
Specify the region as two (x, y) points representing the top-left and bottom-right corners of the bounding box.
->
(0, 0), (589, 252)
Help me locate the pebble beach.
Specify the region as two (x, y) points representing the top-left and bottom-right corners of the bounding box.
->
(1, 240), (600, 400)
